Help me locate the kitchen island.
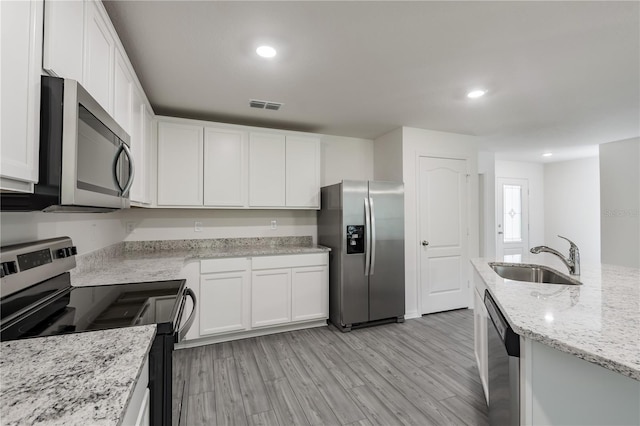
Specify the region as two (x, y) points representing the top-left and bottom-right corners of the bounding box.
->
(0, 325), (156, 426)
(472, 254), (640, 425)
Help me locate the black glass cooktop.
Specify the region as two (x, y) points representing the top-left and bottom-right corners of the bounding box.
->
(0, 278), (185, 341)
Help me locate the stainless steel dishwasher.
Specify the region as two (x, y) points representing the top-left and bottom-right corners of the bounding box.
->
(485, 290), (520, 425)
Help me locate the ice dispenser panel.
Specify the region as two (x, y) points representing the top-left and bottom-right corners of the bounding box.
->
(346, 225), (365, 254)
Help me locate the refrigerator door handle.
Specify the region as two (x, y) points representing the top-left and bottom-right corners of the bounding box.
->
(369, 196), (376, 275)
(364, 197), (371, 276)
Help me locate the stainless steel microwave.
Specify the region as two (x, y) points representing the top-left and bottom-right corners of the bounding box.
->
(1, 76), (134, 212)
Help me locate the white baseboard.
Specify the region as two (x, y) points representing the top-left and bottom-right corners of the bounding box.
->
(404, 311), (421, 320)
(175, 319), (328, 349)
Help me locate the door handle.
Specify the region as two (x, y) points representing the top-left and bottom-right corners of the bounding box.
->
(422, 240), (429, 246)
(498, 232), (504, 235)
(369, 197), (376, 276)
(364, 197), (371, 276)
(178, 288), (197, 342)
(120, 143), (135, 196)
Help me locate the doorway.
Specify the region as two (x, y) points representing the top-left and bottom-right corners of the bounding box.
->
(496, 177), (530, 261)
(418, 156), (469, 314)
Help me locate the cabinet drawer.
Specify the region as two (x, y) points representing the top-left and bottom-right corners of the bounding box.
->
(252, 253), (328, 270)
(201, 257), (250, 274)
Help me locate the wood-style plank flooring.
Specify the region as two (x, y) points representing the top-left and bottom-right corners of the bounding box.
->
(172, 309), (488, 426)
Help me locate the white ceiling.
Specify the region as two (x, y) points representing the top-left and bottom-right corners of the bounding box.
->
(104, 1), (640, 163)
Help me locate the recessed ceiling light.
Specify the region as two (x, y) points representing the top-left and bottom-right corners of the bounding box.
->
(542, 153), (553, 157)
(467, 89), (487, 99)
(256, 45), (277, 58)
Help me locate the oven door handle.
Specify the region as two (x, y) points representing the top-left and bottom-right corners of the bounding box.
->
(178, 288), (197, 342)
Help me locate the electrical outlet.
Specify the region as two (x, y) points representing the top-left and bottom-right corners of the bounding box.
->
(126, 222), (135, 233)
(270, 220), (277, 230)
(194, 221), (203, 232)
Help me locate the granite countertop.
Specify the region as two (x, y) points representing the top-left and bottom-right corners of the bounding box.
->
(0, 325), (156, 426)
(71, 237), (330, 287)
(472, 254), (640, 380)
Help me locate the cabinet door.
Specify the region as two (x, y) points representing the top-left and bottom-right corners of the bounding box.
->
(249, 133), (286, 207)
(130, 89), (146, 203)
(286, 136), (320, 208)
(157, 122), (204, 206)
(251, 269), (291, 327)
(204, 128), (248, 207)
(135, 388), (150, 426)
(474, 287), (489, 403)
(0, 0), (43, 191)
(113, 50), (133, 134)
(200, 270), (250, 335)
(291, 265), (328, 321)
(142, 107), (154, 204)
(83, 0), (114, 113)
(42, 0), (84, 81)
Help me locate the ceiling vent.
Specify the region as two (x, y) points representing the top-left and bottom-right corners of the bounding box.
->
(249, 99), (283, 111)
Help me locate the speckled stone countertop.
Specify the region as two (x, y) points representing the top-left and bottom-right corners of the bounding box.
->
(0, 325), (156, 425)
(71, 236), (330, 287)
(472, 254), (640, 380)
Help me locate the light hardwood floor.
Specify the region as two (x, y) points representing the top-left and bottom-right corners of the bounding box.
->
(172, 309), (489, 426)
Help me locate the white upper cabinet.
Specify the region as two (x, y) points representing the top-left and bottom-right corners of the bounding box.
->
(157, 122), (204, 206)
(286, 136), (321, 208)
(204, 128), (248, 207)
(113, 50), (133, 135)
(156, 118), (321, 210)
(83, 0), (115, 114)
(0, 0), (43, 192)
(141, 107), (154, 205)
(249, 133), (286, 207)
(42, 0), (84, 81)
(130, 89), (148, 204)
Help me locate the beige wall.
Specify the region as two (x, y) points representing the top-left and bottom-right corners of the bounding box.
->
(0, 211), (127, 255)
(599, 137), (640, 267)
(544, 157), (600, 264)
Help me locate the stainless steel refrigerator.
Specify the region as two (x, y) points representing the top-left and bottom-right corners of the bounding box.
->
(318, 180), (405, 331)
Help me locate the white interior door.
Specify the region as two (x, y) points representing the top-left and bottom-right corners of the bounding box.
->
(496, 178), (529, 261)
(419, 156), (469, 314)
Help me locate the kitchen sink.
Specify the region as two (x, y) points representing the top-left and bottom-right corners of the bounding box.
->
(489, 262), (582, 285)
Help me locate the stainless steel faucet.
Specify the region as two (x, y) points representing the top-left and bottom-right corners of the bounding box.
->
(530, 235), (580, 276)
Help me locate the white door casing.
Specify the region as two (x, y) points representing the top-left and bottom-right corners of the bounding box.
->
(418, 156), (469, 314)
(496, 177), (530, 261)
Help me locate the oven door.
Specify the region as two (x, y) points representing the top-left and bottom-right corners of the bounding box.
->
(149, 287), (196, 426)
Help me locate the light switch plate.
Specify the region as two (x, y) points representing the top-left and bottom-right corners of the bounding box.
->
(271, 220), (277, 230)
(194, 221), (203, 232)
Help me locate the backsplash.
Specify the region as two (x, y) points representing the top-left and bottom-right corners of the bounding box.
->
(73, 236), (314, 274)
(124, 236), (314, 252)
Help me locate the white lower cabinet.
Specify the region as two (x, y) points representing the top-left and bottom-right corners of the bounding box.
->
(197, 253), (328, 342)
(199, 258), (250, 336)
(292, 266), (328, 321)
(121, 356), (149, 426)
(473, 282), (489, 403)
(251, 269), (291, 327)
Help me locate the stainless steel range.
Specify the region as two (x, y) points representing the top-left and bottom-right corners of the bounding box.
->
(0, 237), (196, 426)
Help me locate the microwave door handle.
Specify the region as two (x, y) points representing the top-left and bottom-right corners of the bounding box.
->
(113, 144), (125, 192)
(178, 288), (197, 342)
(120, 143), (135, 195)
